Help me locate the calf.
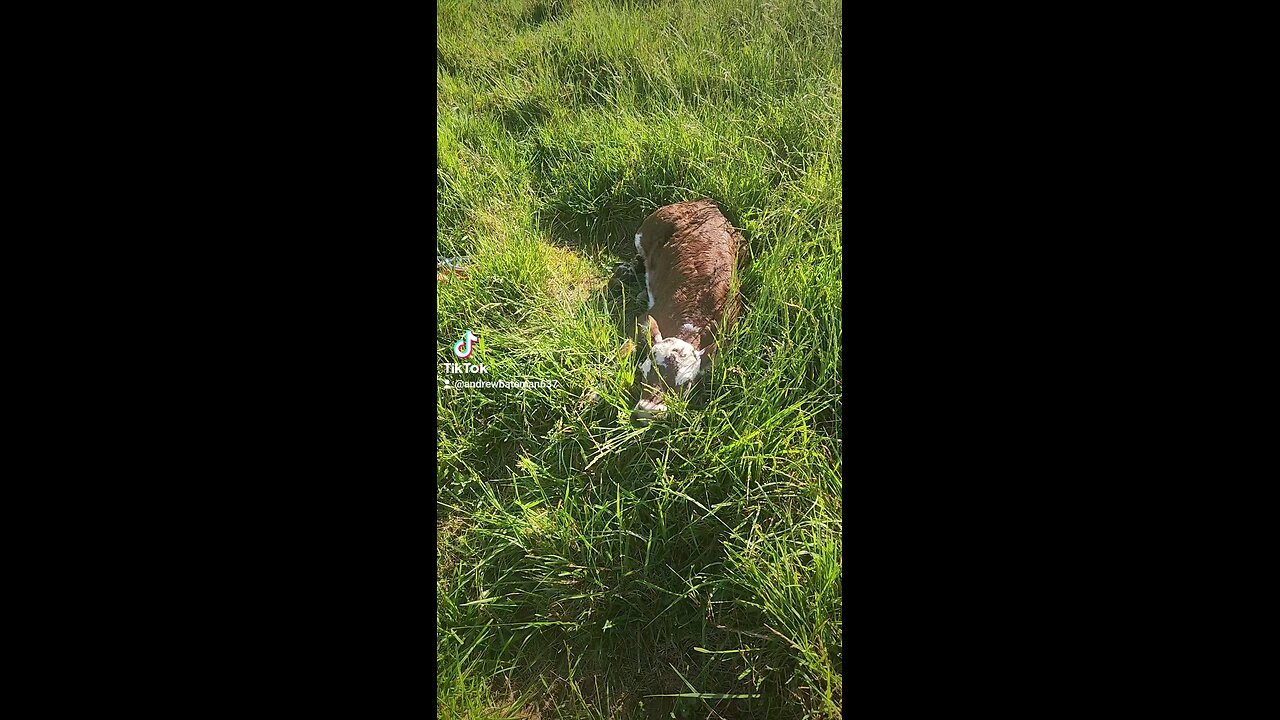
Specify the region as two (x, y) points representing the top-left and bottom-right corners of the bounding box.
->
(632, 199), (742, 424)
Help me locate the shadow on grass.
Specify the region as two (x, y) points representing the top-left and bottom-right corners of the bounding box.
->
(541, 209), (650, 353)
(540, 212), (636, 265)
(496, 99), (552, 136)
(490, 522), (775, 719)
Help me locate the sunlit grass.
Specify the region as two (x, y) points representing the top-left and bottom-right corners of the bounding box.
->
(438, 1), (841, 717)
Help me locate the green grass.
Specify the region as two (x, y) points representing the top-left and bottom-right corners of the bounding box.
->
(438, 1), (841, 717)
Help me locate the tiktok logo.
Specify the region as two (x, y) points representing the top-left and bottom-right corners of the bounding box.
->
(453, 330), (479, 359)
(445, 330), (487, 376)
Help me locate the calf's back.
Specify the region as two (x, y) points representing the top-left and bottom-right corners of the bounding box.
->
(636, 199), (741, 354)
(631, 199), (742, 423)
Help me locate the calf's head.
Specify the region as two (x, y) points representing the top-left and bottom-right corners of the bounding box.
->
(633, 316), (707, 425)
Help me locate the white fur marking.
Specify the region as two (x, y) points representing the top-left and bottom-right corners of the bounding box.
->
(681, 323), (700, 335)
(651, 338), (702, 387)
(640, 358), (652, 376)
(634, 232), (643, 256)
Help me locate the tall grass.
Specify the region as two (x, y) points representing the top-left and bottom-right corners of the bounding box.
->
(438, 1), (841, 717)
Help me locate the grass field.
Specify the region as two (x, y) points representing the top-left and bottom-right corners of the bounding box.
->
(437, 0), (842, 717)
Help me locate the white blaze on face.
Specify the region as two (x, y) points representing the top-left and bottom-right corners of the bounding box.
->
(651, 337), (703, 387)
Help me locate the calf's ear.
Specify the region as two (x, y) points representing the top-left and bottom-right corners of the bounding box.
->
(647, 315), (663, 343)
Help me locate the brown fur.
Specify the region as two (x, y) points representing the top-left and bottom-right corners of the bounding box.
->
(637, 199), (742, 358)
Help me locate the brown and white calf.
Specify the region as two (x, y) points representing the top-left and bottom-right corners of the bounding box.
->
(632, 199), (742, 424)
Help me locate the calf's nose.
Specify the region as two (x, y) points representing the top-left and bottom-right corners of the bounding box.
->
(632, 398), (667, 425)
